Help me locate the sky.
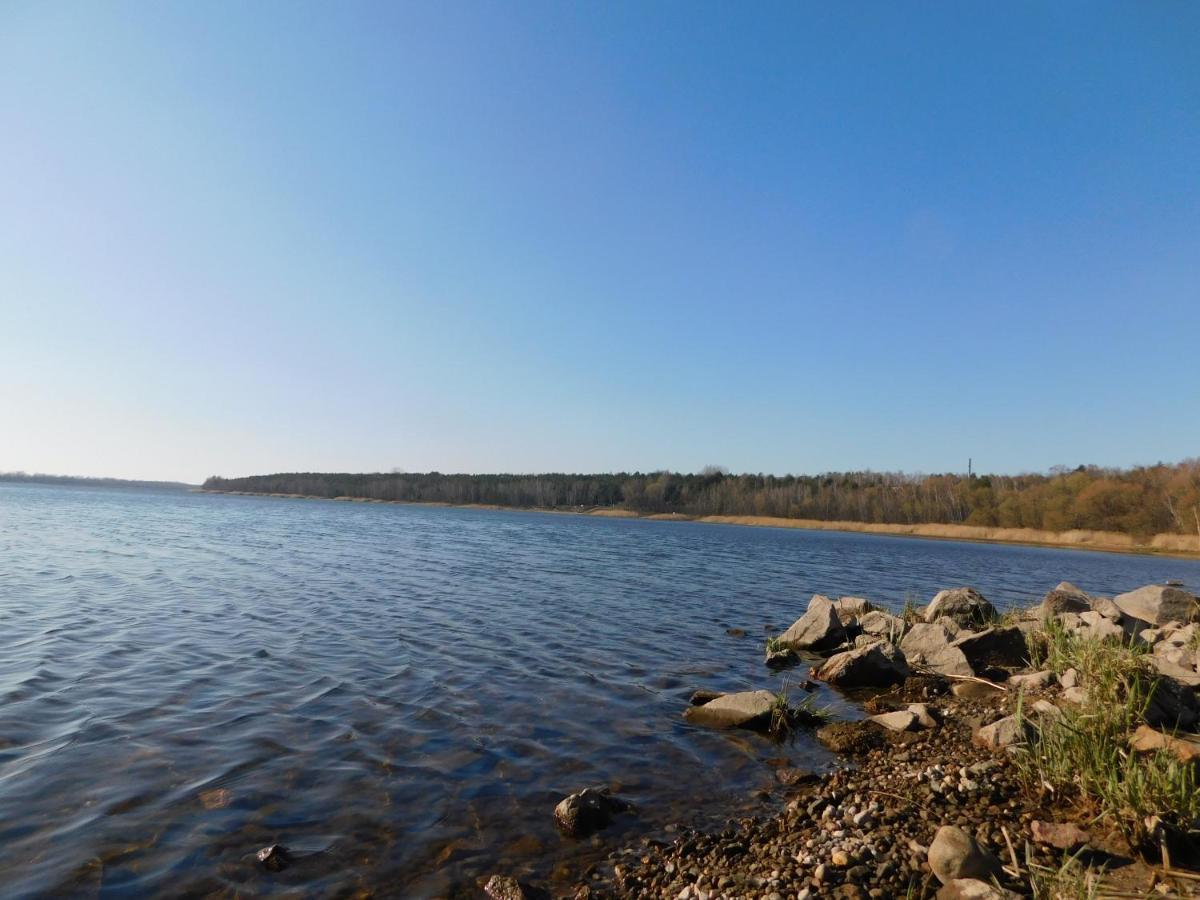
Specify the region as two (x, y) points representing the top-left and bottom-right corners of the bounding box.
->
(1, 2), (1197, 483)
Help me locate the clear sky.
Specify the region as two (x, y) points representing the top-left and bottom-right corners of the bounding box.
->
(2, 2), (1197, 483)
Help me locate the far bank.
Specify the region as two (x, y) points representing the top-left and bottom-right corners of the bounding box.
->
(196, 489), (1200, 560)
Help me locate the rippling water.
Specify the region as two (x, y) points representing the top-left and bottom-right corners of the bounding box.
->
(3, 483), (1200, 897)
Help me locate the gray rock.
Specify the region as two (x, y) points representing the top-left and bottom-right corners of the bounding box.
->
(1007, 670), (1055, 689)
(908, 702), (940, 728)
(858, 609), (905, 638)
(1059, 667), (1078, 689)
(683, 690), (776, 729)
(1061, 686), (1087, 705)
(925, 588), (997, 628)
(256, 844), (291, 871)
(869, 710), (918, 732)
(484, 874), (538, 900)
(1114, 584), (1199, 627)
(901, 623), (974, 677)
(972, 715), (1033, 749)
(1030, 820), (1090, 851)
(764, 646), (799, 670)
(778, 594), (846, 651)
(1089, 595), (1123, 619)
(1040, 582), (1092, 620)
(812, 642), (910, 688)
(833, 596), (875, 624)
(553, 787), (630, 838)
(936, 879), (1021, 900)
(927, 825), (1002, 884)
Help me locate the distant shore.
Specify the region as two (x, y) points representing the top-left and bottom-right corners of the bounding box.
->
(196, 489), (1200, 560)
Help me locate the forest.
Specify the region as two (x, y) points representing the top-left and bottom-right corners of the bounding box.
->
(203, 460), (1200, 538)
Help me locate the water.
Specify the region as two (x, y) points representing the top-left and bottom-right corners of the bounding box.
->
(2, 483), (1199, 897)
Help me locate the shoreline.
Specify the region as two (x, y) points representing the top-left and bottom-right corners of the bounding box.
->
(195, 489), (1200, 561)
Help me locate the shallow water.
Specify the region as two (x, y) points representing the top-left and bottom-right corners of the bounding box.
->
(2, 483), (1199, 897)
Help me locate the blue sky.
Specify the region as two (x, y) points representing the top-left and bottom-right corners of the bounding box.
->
(2, 2), (1197, 482)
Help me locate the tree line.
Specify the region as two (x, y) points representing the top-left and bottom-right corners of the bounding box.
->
(203, 460), (1200, 538)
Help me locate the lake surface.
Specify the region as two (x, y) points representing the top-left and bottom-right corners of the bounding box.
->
(3, 483), (1200, 898)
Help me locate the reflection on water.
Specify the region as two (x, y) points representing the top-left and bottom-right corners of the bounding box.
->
(1, 483), (1198, 897)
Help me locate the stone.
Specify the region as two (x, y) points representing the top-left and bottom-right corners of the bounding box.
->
(778, 594), (847, 651)
(858, 610), (905, 638)
(1090, 595), (1123, 619)
(1031, 820), (1090, 850)
(689, 689), (724, 706)
(484, 875), (539, 900)
(1060, 667), (1078, 689)
(817, 721), (887, 754)
(256, 844), (291, 871)
(1061, 687), (1087, 705)
(936, 879), (1021, 900)
(553, 788), (630, 838)
(907, 702), (940, 728)
(830, 848), (851, 867)
(951, 627), (1028, 670)
(927, 825), (1002, 885)
(869, 710), (918, 732)
(812, 642), (910, 688)
(775, 767), (818, 786)
(765, 646), (800, 670)
(1075, 611), (1126, 642)
(1031, 699), (1062, 721)
(1145, 676), (1200, 730)
(683, 690), (776, 729)
(901, 623), (975, 677)
(1040, 582), (1093, 619)
(1007, 670), (1055, 689)
(1130, 724), (1200, 763)
(1114, 585), (1199, 627)
(1151, 654), (1200, 687)
(973, 715), (1033, 749)
(833, 596), (876, 624)
(925, 588), (997, 628)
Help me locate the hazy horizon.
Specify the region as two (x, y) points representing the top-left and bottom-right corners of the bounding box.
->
(3, 3), (1197, 484)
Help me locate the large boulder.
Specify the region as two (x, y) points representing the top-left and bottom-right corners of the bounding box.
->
(1114, 585), (1199, 627)
(682, 690), (776, 729)
(778, 594), (846, 651)
(951, 626), (1028, 670)
(1039, 582), (1092, 620)
(553, 787), (630, 838)
(812, 642), (909, 687)
(925, 588), (997, 628)
(901, 623), (974, 677)
(927, 825), (1002, 884)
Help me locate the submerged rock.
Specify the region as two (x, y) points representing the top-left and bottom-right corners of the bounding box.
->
(553, 787), (630, 838)
(682, 690), (775, 729)
(256, 844), (291, 871)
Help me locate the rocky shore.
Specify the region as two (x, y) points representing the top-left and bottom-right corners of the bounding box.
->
(483, 582), (1200, 899)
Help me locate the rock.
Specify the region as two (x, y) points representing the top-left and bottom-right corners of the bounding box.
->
(778, 594), (847, 651)
(1150, 654), (1200, 687)
(869, 710), (918, 732)
(1145, 676), (1200, 730)
(1031, 699), (1062, 721)
(256, 844), (291, 871)
(725, 627), (746, 637)
(1114, 585), (1199, 627)
(1090, 595), (1123, 619)
(689, 689), (724, 706)
(925, 588), (997, 628)
(553, 787), (630, 838)
(936, 880), (1021, 900)
(972, 715), (1033, 749)
(1130, 724), (1200, 763)
(683, 690), (776, 730)
(1061, 687), (1087, 705)
(484, 875), (540, 900)
(858, 610), (905, 638)
(908, 702), (940, 728)
(1060, 667), (1078, 689)
(830, 848), (851, 866)
(775, 767), (818, 786)
(901, 624), (974, 677)
(1007, 670), (1055, 689)
(765, 646), (800, 670)
(812, 642), (909, 688)
(833, 596), (876, 623)
(1040, 582), (1093, 619)
(1031, 820), (1091, 850)
(927, 825), (1002, 884)
(951, 626), (1028, 670)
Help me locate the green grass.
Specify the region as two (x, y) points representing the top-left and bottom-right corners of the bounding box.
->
(1015, 619), (1200, 854)
(1026, 848), (1104, 900)
(768, 683), (832, 734)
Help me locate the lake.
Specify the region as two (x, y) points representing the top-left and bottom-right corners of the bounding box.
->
(2, 482), (1199, 897)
